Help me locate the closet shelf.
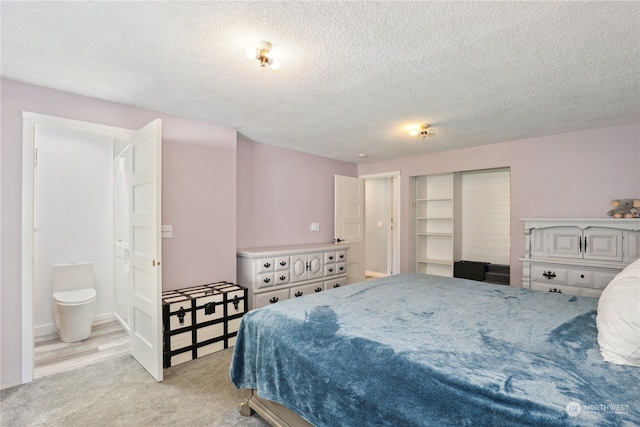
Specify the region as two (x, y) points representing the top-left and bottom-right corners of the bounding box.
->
(417, 258), (453, 266)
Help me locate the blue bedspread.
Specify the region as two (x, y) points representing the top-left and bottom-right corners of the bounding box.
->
(230, 273), (640, 426)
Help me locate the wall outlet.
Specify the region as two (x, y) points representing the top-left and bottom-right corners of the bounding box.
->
(161, 225), (173, 239)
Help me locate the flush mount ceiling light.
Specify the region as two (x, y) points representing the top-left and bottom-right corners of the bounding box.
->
(407, 124), (435, 139)
(245, 41), (280, 71)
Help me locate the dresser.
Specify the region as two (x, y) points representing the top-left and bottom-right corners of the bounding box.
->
(237, 244), (349, 310)
(521, 218), (640, 297)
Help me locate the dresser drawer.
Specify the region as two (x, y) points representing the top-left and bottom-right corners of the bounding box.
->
(274, 256), (289, 270)
(274, 271), (289, 285)
(568, 270), (592, 287)
(324, 252), (337, 264)
(257, 259), (275, 273)
(530, 282), (578, 296)
(324, 264), (337, 276)
(566, 269), (617, 289)
(336, 262), (346, 275)
(591, 271), (618, 289)
(255, 288), (290, 309)
(336, 250), (347, 262)
(325, 277), (347, 290)
(256, 272), (274, 289)
(531, 265), (568, 284)
(290, 282), (324, 299)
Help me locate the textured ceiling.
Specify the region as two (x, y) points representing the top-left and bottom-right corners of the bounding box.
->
(2, 1), (639, 163)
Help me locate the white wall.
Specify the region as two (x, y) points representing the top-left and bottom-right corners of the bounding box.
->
(34, 125), (114, 329)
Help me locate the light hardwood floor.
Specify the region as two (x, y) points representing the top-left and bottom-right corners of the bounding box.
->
(34, 319), (130, 378)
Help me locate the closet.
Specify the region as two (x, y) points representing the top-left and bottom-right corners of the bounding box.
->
(412, 168), (511, 277)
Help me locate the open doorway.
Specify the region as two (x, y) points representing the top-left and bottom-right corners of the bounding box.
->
(32, 124), (129, 378)
(22, 113), (163, 383)
(362, 172), (400, 278)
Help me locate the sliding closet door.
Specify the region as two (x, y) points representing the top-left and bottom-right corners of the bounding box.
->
(458, 169), (511, 264)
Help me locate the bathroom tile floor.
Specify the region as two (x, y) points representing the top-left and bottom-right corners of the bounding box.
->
(34, 319), (130, 378)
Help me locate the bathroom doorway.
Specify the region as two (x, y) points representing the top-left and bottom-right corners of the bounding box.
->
(31, 123), (128, 378)
(22, 113), (164, 383)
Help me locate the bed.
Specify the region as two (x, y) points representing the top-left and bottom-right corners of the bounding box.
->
(230, 272), (640, 426)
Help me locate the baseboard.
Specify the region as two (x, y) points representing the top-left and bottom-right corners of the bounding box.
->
(34, 313), (117, 342)
(114, 312), (130, 334)
(1, 381), (23, 391)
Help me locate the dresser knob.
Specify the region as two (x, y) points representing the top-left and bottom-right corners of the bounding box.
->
(279, 275), (286, 281)
(339, 254), (345, 259)
(315, 287), (322, 292)
(580, 274), (584, 279)
(263, 262), (271, 268)
(269, 297), (279, 304)
(295, 291), (303, 297)
(328, 268), (334, 273)
(328, 256), (334, 260)
(333, 283), (340, 288)
(339, 266), (344, 271)
(263, 277), (271, 283)
(279, 261), (287, 266)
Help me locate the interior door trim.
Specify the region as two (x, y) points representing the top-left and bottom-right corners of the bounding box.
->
(21, 111), (134, 383)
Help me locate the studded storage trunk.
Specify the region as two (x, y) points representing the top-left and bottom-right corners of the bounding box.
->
(162, 282), (247, 368)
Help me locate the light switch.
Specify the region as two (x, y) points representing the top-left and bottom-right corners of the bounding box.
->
(377, 221), (383, 229)
(161, 225), (173, 239)
(310, 222), (320, 232)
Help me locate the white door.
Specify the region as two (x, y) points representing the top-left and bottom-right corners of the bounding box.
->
(335, 175), (365, 284)
(128, 119), (163, 382)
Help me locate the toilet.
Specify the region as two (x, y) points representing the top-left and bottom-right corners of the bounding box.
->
(52, 262), (97, 342)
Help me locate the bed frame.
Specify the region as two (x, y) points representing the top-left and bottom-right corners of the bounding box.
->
(240, 389), (313, 427)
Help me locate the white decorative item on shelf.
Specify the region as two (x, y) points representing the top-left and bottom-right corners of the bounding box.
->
(520, 218), (640, 297)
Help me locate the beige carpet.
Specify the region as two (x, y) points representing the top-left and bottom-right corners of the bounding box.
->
(0, 348), (269, 427)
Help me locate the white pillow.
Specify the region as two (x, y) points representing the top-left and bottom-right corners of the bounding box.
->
(596, 258), (640, 367)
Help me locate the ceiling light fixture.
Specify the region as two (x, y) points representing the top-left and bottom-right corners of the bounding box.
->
(408, 124), (434, 138)
(245, 41), (280, 71)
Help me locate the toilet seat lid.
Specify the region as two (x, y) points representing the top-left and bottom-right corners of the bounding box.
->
(53, 288), (96, 304)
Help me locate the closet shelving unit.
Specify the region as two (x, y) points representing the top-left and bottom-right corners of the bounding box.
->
(414, 173), (459, 277)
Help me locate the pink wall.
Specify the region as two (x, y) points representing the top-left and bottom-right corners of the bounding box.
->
(236, 138), (357, 249)
(162, 141), (237, 288)
(1, 79), (237, 386)
(358, 123), (640, 286)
